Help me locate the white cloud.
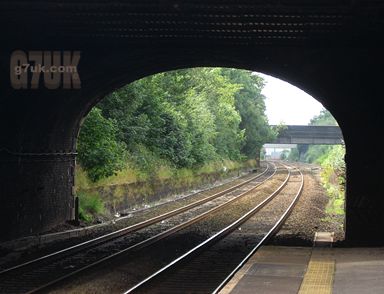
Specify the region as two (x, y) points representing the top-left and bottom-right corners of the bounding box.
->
(257, 73), (324, 125)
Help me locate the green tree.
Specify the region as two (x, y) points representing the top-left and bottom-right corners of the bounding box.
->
(221, 68), (275, 159)
(77, 108), (126, 182)
(78, 68), (274, 182)
(309, 109), (338, 126)
(302, 109), (339, 163)
(99, 68), (247, 166)
(287, 148), (300, 161)
(193, 68), (244, 160)
(280, 150), (290, 160)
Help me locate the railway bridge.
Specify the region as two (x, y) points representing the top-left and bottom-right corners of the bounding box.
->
(273, 125), (343, 145)
(0, 0), (383, 245)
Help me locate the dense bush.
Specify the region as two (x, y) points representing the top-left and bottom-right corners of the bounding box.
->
(295, 109), (345, 215)
(77, 191), (106, 223)
(77, 108), (126, 182)
(77, 68), (275, 182)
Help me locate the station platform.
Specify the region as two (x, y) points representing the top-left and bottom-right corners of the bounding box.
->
(219, 245), (384, 294)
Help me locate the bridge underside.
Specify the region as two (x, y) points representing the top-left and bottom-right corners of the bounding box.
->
(273, 125), (343, 145)
(0, 1), (383, 245)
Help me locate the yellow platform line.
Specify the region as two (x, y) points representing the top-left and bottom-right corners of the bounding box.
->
(298, 257), (335, 294)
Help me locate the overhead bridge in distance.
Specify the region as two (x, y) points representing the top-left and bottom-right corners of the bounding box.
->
(270, 125), (343, 145)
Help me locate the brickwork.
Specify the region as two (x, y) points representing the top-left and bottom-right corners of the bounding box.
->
(0, 152), (75, 241)
(0, 3), (383, 242)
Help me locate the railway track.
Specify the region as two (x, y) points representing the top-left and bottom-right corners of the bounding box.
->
(0, 164), (268, 271)
(0, 162), (280, 293)
(35, 162), (294, 293)
(124, 164), (304, 294)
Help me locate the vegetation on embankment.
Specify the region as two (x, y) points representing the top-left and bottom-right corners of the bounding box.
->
(76, 159), (258, 220)
(76, 190), (106, 223)
(287, 109), (346, 220)
(75, 68), (275, 222)
(319, 145), (345, 218)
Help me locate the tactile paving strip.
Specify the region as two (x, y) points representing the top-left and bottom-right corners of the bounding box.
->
(298, 258), (335, 294)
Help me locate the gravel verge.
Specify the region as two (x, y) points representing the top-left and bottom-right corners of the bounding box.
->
(268, 164), (345, 246)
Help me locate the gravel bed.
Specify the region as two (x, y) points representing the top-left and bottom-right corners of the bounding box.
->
(0, 168), (264, 270)
(268, 164), (345, 246)
(1, 162), (344, 293)
(135, 170), (303, 293)
(46, 170), (289, 293)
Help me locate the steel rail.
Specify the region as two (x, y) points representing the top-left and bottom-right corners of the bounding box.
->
(212, 165), (304, 293)
(24, 163), (281, 294)
(0, 163), (270, 276)
(124, 163), (294, 293)
(1, 163), (281, 294)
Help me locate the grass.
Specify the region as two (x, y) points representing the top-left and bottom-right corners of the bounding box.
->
(75, 158), (258, 219)
(325, 191), (345, 216)
(319, 160), (345, 232)
(76, 158), (257, 191)
(321, 173), (345, 216)
(77, 191), (106, 223)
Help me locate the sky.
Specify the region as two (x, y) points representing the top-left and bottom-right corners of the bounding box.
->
(257, 73), (324, 125)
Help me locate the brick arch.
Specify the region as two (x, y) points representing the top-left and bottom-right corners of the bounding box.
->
(0, 34), (382, 245)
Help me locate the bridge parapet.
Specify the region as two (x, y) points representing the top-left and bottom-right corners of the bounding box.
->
(271, 125), (343, 145)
